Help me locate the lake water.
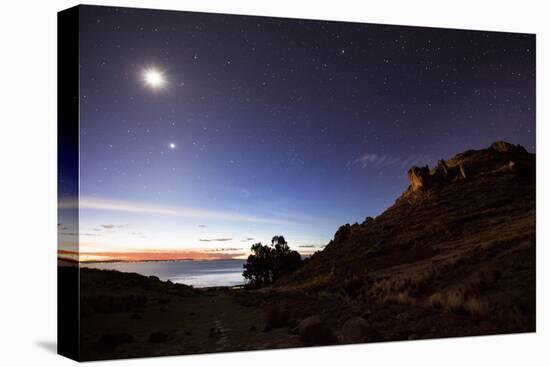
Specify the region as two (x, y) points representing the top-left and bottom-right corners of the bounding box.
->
(83, 259), (246, 288)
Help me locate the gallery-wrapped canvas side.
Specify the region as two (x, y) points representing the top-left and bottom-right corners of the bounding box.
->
(58, 5), (80, 362)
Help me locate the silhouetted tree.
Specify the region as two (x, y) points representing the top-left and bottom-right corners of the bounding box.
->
(243, 235), (302, 288)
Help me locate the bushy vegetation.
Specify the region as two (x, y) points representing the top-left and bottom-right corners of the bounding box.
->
(242, 236), (302, 288)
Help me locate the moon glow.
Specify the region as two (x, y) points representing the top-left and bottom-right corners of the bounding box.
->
(143, 68), (166, 89)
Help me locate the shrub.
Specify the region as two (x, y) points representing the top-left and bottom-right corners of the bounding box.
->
(446, 286), (466, 312)
(464, 297), (489, 316)
(429, 292), (445, 308)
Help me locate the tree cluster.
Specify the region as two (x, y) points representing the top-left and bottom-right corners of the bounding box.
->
(242, 235), (302, 288)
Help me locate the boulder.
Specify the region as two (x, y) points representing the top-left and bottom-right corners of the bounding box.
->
(298, 316), (334, 345)
(340, 317), (369, 343)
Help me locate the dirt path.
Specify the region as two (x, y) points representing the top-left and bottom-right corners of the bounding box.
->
(80, 288), (300, 360)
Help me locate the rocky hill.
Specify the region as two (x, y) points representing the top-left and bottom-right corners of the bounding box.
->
(267, 141), (535, 341)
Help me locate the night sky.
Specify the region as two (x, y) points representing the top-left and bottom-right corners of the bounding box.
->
(61, 5), (535, 261)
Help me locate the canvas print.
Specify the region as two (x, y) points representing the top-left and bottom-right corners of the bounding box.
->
(58, 5), (536, 361)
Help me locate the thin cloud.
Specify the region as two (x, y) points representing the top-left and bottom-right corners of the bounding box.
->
(101, 224), (115, 229)
(61, 232), (103, 237)
(349, 153), (431, 170)
(241, 237), (255, 242)
(204, 247), (243, 252)
(59, 196), (295, 225)
(198, 224), (207, 228)
(199, 238), (233, 242)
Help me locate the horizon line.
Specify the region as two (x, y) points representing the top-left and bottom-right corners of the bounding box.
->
(57, 248), (316, 263)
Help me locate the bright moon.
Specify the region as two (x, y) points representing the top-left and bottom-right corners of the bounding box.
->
(169, 143), (176, 149)
(143, 68), (166, 89)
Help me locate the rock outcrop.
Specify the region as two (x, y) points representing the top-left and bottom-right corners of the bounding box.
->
(407, 158), (467, 193)
(407, 165), (431, 191)
(404, 141), (531, 194)
(274, 141), (535, 341)
(333, 223), (352, 243)
(490, 140), (528, 154)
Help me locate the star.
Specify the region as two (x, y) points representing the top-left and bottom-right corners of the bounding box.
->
(169, 142), (176, 149)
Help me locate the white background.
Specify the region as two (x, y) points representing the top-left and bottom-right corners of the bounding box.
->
(0, 0), (548, 365)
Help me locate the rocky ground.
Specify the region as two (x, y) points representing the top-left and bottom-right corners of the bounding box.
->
(68, 267), (302, 360)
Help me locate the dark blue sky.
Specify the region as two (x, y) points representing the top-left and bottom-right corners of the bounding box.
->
(68, 5), (535, 259)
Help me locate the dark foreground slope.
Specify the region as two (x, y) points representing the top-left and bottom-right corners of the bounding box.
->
(268, 141), (535, 340)
(66, 141), (535, 361)
(69, 267), (303, 361)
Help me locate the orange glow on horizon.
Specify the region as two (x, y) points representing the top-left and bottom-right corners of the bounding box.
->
(57, 249), (245, 263)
